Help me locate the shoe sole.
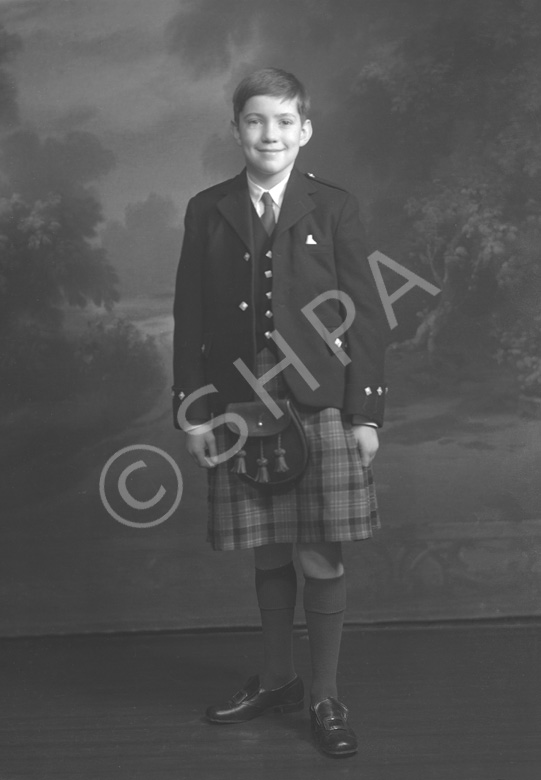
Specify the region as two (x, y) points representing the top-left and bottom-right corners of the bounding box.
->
(206, 698), (304, 724)
(312, 737), (358, 758)
(319, 746), (358, 758)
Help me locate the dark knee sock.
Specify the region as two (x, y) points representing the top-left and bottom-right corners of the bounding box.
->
(303, 574), (346, 705)
(255, 562), (297, 690)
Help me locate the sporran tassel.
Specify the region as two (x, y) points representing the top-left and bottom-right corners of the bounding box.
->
(255, 440), (270, 483)
(231, 449), (247, 474)
(274, 434), (289, 473)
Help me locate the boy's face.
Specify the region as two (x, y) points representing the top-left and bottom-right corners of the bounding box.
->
(231, 95), (312, 188)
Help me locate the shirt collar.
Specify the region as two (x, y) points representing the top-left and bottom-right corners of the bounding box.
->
(246, 169), (292, 209)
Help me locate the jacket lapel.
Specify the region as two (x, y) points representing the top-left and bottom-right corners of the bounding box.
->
(216, 167), (317, 248)
(216, 171), (253, 252)
(275, 167), (317, 237)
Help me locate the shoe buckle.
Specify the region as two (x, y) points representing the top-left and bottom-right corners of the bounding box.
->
(324, 715), (346, 731)
(230, 689), (248, 705)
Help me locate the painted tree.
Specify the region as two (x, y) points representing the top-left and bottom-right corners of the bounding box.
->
(353, 0), (541, 390)
(0, 20), (119, 335)
(0, 129), (119, 334)
(0, 28), (164, 409)
(101, 193), (182, 298)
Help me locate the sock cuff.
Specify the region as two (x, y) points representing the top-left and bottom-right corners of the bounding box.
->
(303, 573), (346, 614)
(255, 561), (297, 610)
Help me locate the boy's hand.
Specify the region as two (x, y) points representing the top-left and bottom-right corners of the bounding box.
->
(352, 425), (379, 467)
(185, 429), (218, 468)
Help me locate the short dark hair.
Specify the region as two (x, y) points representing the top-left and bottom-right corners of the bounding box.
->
(232, 68), (310, 123)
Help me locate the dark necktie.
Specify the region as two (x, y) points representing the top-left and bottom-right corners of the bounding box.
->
(260, 191), (276, 235)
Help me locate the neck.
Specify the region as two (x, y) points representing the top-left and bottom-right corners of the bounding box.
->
(246, 165), (294, 190)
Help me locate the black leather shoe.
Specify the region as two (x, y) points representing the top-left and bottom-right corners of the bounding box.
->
(310, 697), (358, 757)
(206, 675), (304, 724)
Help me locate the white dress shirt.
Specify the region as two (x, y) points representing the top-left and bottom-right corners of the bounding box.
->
(246, 172), (291, 223)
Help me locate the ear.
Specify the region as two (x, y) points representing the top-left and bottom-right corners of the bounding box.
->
(299, 119), (313, 147)
(230, 120), (242, 146)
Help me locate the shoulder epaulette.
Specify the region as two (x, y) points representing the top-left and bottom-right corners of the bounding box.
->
(304, 172), (348, 192)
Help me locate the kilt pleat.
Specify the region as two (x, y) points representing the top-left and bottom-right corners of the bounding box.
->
(206, 349), (380, 550)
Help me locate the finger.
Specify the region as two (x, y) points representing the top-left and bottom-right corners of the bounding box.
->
(359, 447), (376, 468)
(187, 439), (212, 469)
(190, 450), (208, 468)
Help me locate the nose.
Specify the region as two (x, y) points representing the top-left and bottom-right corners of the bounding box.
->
(261, 121), (279, 143)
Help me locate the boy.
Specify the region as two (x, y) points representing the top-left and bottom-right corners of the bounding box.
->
(172, 68), (387, 757)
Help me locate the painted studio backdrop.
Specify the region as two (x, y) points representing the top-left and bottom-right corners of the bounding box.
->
(1, 0), (540, 636)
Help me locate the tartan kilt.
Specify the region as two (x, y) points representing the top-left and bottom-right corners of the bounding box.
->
(207, 349), (380, 551)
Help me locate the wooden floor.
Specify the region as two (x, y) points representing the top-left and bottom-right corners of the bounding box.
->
(2, 623), (540, 779)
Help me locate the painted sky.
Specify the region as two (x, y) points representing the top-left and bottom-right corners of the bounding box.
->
(0, 0), (398, 224)
(0, 0), (391, 299)
(0, 0), (240, 220)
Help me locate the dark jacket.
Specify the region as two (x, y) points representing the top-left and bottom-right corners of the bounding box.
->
(172, 167), (387, 426)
